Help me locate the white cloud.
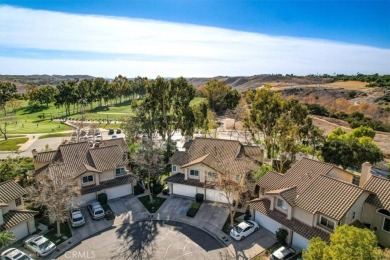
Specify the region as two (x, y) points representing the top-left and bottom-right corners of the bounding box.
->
(0, 5), (389, 77)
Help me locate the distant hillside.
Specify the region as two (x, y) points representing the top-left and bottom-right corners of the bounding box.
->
(0, 74), (95, 88)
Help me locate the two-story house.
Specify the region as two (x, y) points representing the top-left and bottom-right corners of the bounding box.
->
(248, 158), (390, 249)
(33, 138), (138, 206)
(0, 181), (37, 242)
(165, 137), (263, 203)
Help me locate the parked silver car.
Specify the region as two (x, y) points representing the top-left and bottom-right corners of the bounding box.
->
(70, 208), (86, 227)
(269, 246), (297, 260)
(24, 235), (56, 257)
(1, 248), (32, 260)
(87, 201), (105, 220)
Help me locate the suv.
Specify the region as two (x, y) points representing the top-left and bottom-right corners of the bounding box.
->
(116, 129), (122, 134)
(88, 201), (105, 220)
(69, 208), (85, 227)
(108, 129), (114, 135)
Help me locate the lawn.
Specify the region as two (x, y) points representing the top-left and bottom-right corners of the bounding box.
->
(38, 132), (71, 139)
(138, 194), (166, 213)
(221, 211), (245, 234)
(0, 137), (28, 151)
(44, 222), (72, 245)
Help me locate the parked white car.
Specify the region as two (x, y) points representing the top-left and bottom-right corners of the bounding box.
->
(24, 235), (56, 257)
(69, 208), (86, 227)
(1, 248), (33, 260)
(269, 246), (297, 260)
(87, 201), (105, 220)
(230, 220), (259, 241)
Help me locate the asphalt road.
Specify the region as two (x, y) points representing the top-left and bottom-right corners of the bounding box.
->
(58, 220), (231, 260)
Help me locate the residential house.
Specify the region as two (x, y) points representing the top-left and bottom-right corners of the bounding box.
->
(248, 158), (390, 249)
(165, 137), (263, 203)
(0, 181), (37, 242)
(33, 138), (137, 206)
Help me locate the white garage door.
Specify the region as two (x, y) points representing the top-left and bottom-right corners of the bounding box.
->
(172, 184), (197, 198)
(9, 222), (29, 240)
(75, 193), (97, 206)
(106, 184), (132, 200)
(292, 232), (309, 250)
(255, 211), (282, 233)
(205, 188), (229, 204)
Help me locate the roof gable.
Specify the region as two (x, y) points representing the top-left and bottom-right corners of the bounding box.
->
(0, 181), (27, 203)
(89, 145), (128, 172)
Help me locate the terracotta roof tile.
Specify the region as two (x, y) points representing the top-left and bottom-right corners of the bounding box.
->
(243, 145), (264, 162)
(0, 210), (38, 231)
(296, 175), (367, 220)
(165, 173), (205, 188)
(89, 145), (128, 172)
(0, 181), (27, 203)
(257, 171), (284, 191)
(81, 174), (137, 195)
(170, 151), (189, 165)
(363, 175), (390, 211)
(98, 138), (127, 153)
(248, 199), (330, 242)
(266, 187), (297, 206)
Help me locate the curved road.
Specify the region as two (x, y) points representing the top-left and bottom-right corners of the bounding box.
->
(58, 220), (231, 260)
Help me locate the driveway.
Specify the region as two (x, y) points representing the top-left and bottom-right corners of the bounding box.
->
(109, 195), (149, 224)
(196, 202), (229, 230)
(58, 220), (231, 260)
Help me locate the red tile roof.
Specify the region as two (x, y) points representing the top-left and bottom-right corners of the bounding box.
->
(363, 175), (390, 211)
(0, 210), (38, 231)
(0, 181), (27, 203)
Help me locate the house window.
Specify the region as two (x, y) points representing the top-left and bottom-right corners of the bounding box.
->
(116, 167), (126, 175)
(82, 175), (94, 184)
(208, 172), (216, 179)
(172, 165), (177, 172)
(277, 198), (288, 211)
(15, 197), (22, 206)
(235, 174), (241, 181)
(352, 212), (356, 220)
(383, 218), (390, 233)
(189, 170), (199, 177)
(320, 216), (335, 230)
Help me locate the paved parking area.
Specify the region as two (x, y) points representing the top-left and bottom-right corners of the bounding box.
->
(59, 220), (231, 260)
(196, 202), (229, 229)
(109, 195), (149, 224)
(157, 195), (193, 216)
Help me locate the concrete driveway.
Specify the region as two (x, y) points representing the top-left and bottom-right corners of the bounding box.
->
(109, 195), (149, 225)
(196, 202), (229, 230)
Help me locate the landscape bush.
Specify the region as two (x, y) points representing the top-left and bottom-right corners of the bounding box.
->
(186, 202), (202, 217)
(97, 193), (108, 205)
(134, 184), (145, 195)
(275, 228), (289, 245)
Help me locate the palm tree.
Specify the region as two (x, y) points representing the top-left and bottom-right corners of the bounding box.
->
(0, 231), (15, 248)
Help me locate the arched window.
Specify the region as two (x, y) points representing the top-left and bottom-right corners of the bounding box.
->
(377, 208), (390, 233)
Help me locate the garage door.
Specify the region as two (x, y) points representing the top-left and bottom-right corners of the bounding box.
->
(205, 188), (229, 204)
(172, 184), (197, 198)
(9, 222), (29, 240)
(255, 211), (282, 233)
(292, 232), (309, 250)
(106, 184), (132, 200)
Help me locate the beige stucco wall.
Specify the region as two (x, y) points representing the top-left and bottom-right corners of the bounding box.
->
(361, 203), (376, 224)
(27, 217), (36, 234)
(361, 203), (390, 247)
(186, 163), (218, 183)
(342, 192), (370, 225)
(293, 207), (315, 227)
(100, 170), (114, 182)
(327, 168), (353, 183)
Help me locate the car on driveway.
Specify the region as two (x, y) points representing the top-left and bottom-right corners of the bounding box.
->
(116, 129), (121, 134)
(88, 201), (105, 220)
(1, 248), (33, 260)
(269, 246), (297, 260)
(23, 235), (56, 257)
(230, 220), (259, 241)
(70, 208), (86, 227)
(108, 129), (114, 135)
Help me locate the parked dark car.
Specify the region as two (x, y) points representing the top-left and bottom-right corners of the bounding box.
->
(108, 129), (114, 135)
(116, 129), (121, 134)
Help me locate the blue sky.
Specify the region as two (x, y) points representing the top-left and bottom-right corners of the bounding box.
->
(0, 1), (389, 77)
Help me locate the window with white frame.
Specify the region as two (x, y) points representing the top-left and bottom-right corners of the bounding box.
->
(377, 208), (390, 233)
(82, 175), (94, 184)
(116, 167), (126, 175)
(319, 215), (335, 230)
(208, 172), (216, 179)
(189, 170), (199, 177)
(172, 165), (177, 172)
(277, 198), (288, 211)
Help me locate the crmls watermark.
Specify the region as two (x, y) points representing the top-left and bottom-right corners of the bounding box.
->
(64, 250), (96, 259)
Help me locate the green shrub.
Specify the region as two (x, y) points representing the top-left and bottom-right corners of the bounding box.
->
(162, 188), (169, 195)
(186, 202), (202, 217)
(276, 228), (289, 245)
(195, 193), (204, 202)
(97, 193), (108, 205)
(134, 184), (144, 195)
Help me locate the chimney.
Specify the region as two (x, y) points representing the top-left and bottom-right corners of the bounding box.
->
(32, 149), (38, 158)
(359, 162), (372, 187)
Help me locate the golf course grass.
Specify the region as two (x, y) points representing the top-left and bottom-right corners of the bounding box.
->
(0, 137), (29, 151)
